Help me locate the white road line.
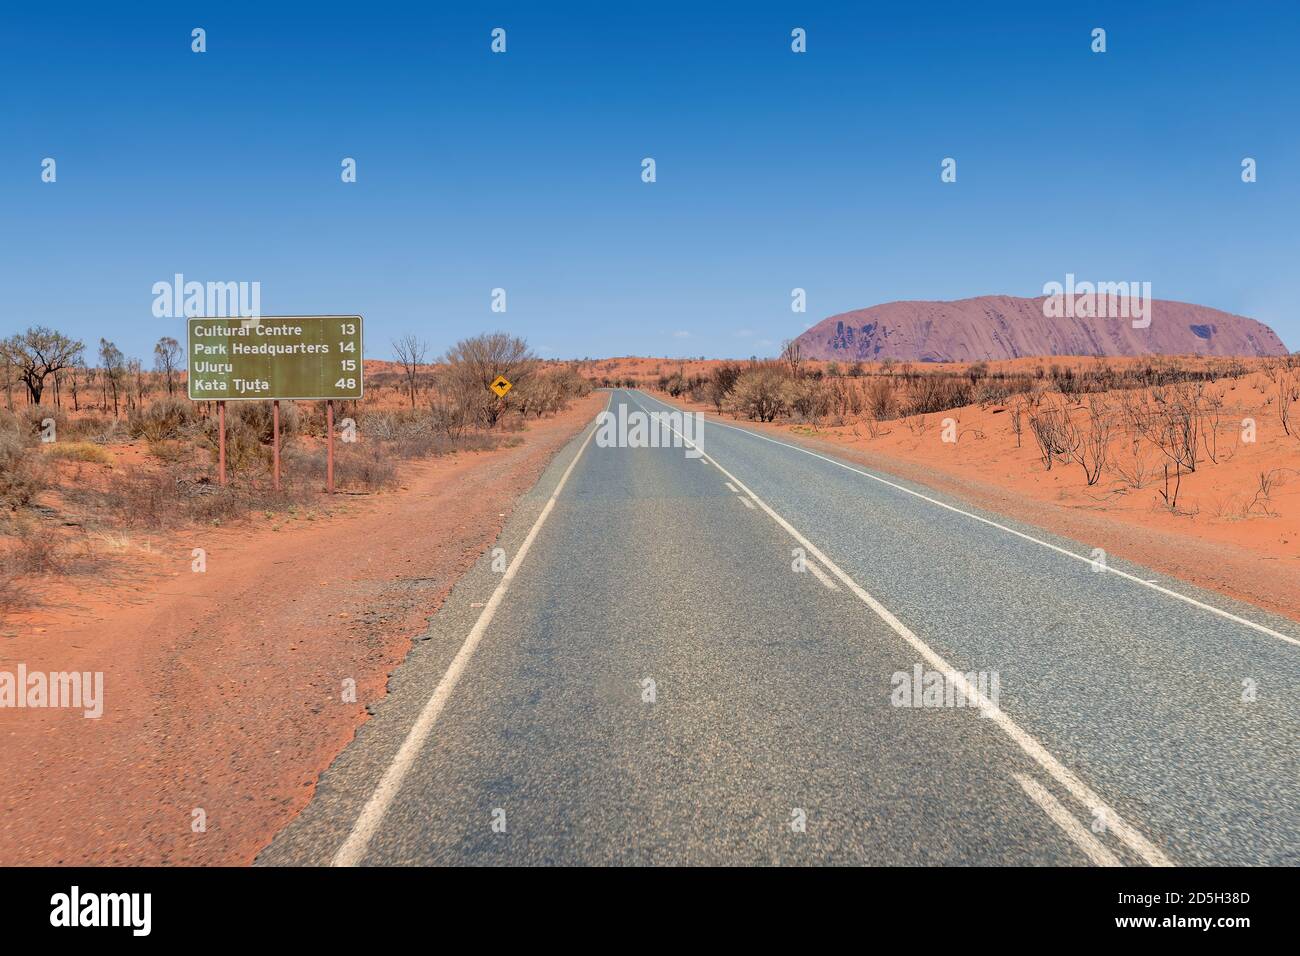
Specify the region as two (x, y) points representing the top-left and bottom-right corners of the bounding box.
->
(805, 559), (840, 591)
(724, 481), (740, 493)
(737, 495), (756, 509)
(636, 391), (1299, 650)
(331, 395), (609, 867)
(626, 391), (1172, 867)
(1014, 773), (1120, 867)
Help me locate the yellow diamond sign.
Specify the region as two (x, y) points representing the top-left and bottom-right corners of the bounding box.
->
(490, 375), (513, 398)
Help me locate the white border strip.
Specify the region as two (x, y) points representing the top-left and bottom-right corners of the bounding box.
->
(331, 395), (609, 866)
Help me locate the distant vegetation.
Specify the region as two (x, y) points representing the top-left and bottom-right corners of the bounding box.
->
(649, 345), (1300, 512)
(0, 328), (592, 616)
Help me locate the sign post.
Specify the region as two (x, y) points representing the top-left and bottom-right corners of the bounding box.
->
(187, 316), (363, 492)
(217, 401), (227, 486)
(326, 400), (335, 494)
(272, 400), (281, 491)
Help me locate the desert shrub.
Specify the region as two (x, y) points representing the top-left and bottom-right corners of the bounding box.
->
(516, 374), (569, 418)
(336, 445), (398, 490)
(905, 376), (973, 416)
(553, 368), (593, 400)
(1027, 400), (1079, 471)
(429, 388), (475, 438)
(783, 377), (832, 422)
(46, 442), (112, 464)
(865, 378), (897, 420)
(296, 402), (328, 438)
(706, 362), (743, 411)
(63, 464), (292, 529)
(67, 465), (186, 527)
(147, 439), (190, 463)
(196, 401), (300, 476)
(60, 414), (110, 441)
(128, 396), (194, 442)
(726, 367), (788, 422)
(232, 400), (299, 445)
(355, 407), (423, 442)
(19, 405), (64, 440)
(973, 379), (1012, 407)
(0, 414), (49, 509)
(5, 524), (72, 575)
(661, 371), (688, 397)
(285, 444), (398, 492)
(442, 332), (536, 428)
(334, 407), (500, 461)
(0, 562), (29, 614)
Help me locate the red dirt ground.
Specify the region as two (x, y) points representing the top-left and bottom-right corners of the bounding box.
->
(0, 393), (603, 865)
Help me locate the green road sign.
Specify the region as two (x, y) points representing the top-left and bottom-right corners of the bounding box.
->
(187, 315), (364, 401)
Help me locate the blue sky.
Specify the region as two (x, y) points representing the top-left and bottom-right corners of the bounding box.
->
(2, 0), (1296, 363)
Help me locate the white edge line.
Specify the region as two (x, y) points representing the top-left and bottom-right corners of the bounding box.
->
(626, 390), (1174, 867)
(1014, 773), (1121, 867)
(331, 393), (610, 866)
(637, 391), (1299, 649)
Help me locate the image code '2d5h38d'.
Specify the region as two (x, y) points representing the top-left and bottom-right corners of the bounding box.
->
(187, 316), (364, 401)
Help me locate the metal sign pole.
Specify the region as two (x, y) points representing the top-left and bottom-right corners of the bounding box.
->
(272, 399), (281, 491)
(326, 399), (335, 493)
(218, 400), (227, 486)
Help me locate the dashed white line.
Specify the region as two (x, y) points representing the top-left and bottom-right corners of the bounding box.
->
(737, 496), (756, 509)
(724, 481), (740, 493)
(1014, 773), (1121, 867)
(330, 394), (610, 867)
(626, 390), (1172, 867)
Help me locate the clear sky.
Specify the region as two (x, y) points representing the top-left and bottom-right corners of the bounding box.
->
(2, 0), (1297, 364)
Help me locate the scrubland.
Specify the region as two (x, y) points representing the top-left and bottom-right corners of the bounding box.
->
(0, 333), (591, 618)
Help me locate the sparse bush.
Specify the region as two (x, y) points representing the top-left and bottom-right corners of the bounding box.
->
(429, 388), (474, 439)
(46, 442), (112, 465)
(443, 332), (536, 428)
(783, 376), (831, 423)
(906, 376), (972, 416)
(1027, 401), (1078, 471)
(0, 562), (30, 614)
(726, 367), (788, 422)
(0, 414), (49, 509)
(128, 396), (194, 442)
(865, 378), (897, 421)
(1076, 397), (1112, 486)
(336, 445), (398, 490)
(147, 439), (190, 463)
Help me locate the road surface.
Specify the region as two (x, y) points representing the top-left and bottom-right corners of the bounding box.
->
(259, 389), (1300, 866)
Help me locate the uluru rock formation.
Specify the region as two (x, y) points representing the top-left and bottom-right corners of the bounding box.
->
(794, 295), (1287, 362)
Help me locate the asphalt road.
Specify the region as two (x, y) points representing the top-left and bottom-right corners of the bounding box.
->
(259, 389), (1300, 866)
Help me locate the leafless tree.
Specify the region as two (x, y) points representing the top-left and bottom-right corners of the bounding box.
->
(1076, 397), (1112, 486)
(392, 334), (429, 409)
(154, 336), (182, 396)
(781, 338), (804, 378)
(99, 339), (126, 417)
(1027, 400), (1078, 470)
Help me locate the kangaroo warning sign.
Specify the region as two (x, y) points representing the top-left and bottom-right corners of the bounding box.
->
(187, 315), (364, 401)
